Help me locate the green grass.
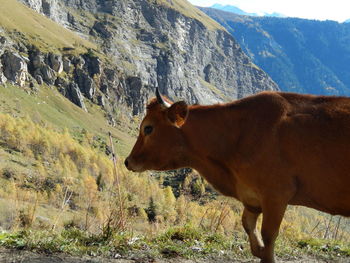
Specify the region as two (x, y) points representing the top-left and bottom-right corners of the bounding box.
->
(0, 0), (96, 54)
(0, 226), (348, 261)
(297, 238), (350, 257)
(0, 227), (240, 259)
(154, 226), (237, 259)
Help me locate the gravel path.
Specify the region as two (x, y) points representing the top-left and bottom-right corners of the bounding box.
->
(0, 248), (348, 263)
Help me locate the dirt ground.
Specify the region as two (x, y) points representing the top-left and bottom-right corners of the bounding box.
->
(0, 248), (348, 263)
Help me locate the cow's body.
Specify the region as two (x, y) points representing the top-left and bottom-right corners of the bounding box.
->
(125, 91), (350, 263)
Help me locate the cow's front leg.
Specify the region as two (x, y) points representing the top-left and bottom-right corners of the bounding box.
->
(260, 200), (287, 263)
(242, 207), (264, 259)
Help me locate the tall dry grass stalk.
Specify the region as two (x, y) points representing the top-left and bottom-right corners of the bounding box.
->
(102, 132), (127, 239)
(52, 187), (73, 230)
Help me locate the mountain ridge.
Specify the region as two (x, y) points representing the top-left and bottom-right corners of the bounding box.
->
(201, 7), (350, 96)
(210, 3), (285, 18)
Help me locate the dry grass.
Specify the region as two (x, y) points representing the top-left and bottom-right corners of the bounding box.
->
(0, 84), (134, 157)
(151, 0), (224, 31)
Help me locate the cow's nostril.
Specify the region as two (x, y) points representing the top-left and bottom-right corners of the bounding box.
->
(124, 158), (129, 168)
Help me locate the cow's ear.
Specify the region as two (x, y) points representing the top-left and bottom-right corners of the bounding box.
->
(167, 101), (188, 127)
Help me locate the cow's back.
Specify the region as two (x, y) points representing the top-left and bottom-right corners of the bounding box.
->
(277, 93), (350, 216)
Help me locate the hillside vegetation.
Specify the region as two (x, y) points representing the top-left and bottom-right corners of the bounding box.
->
(0, 0), (96, 53)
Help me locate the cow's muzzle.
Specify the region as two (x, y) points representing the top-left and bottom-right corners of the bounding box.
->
(124, 157), (143, 172)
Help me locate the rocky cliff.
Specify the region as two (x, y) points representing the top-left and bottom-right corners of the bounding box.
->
(2, 0), (278, 117)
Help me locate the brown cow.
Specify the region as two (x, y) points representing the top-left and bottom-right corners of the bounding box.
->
(125, 89), (350, 263)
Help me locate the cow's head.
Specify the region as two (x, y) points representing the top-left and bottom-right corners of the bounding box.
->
(124, 88), (189, 172)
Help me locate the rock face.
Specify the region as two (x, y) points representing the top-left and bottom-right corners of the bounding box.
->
(85, 0), (278, 109)
(0, 38), (95, 110)
(1, 51), (28, 87)
(67, 83), (87, 112)
(0, 60), (7, 84)
(0, 70), (7, 84)
(13, 0), (278, 115)
(75, 69), (95, 100)
(19, 0), (68, 26)
(62, 57), (71, 73)
(20, 0), (42, 13)
(48, 53), (63, 74)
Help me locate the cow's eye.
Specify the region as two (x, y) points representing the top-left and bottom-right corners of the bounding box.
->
(144, 125), (153, 135)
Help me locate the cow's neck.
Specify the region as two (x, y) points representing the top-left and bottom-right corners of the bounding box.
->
(180, 104), (242, 197)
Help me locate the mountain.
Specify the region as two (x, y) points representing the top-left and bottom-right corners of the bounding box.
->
(264, 12), (286, 18)
(201, 7), (350, 96)
(210, 4), (258, 16)
(0, 0), (278, 118)
(210, 4), (285, 18)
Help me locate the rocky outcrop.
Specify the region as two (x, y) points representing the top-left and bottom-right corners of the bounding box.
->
(0, 71), (7, 84)
(19, 0), (69, 26)
(66, 83), (87, 112)
(0, 62), (7, 84)
(1, 51), (28, 87)
(62, 56), (72, 73)
(83, 54), (102, 76)
(75, 69), (95, 100)
(20, 0), (42, 13)
(91, 21), (113, 38)
(0, 38), (96, 111)
(28, 51), (55, 86)
(37, 65), (56, 85)
(126, 76), (151, 115)
(48, 53), (63, 74)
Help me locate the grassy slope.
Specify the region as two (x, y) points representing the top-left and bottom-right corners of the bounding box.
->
(153, 0), (224, 31)
(0, 84), (134, 157)
(0, 84), (137, 233)
(0, 0), (131, 153)
(0, 0), (96, 53)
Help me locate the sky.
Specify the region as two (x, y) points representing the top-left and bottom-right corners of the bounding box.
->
(188, 0), (350, 22)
